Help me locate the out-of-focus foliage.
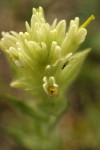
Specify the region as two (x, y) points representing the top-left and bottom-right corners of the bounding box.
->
(0, 0), (100, 150)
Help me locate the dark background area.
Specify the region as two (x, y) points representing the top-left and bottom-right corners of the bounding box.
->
(0, 0), (100, 150)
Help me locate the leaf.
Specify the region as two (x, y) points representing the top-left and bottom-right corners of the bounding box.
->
(57, 48), (91, 87)
(5, 95), (49, 123)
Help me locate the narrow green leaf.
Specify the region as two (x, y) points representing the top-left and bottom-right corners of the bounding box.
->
(5, 95), (49, 122)
(57, 48), (91, 86)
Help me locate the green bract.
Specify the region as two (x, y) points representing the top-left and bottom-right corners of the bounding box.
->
(0, 7), (94, 114)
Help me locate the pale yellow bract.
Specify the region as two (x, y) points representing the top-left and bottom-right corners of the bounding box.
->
(0, 7), (95, 99)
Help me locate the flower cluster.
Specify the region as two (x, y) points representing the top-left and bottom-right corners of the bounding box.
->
(0, 7), (94, 103)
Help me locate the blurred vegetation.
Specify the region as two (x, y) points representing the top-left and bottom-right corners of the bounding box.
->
(0, 0), (100, 150)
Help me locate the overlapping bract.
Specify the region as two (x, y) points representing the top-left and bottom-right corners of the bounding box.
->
(0, 7), (89, 98)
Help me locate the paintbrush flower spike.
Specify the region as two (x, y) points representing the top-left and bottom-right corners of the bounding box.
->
(0, 7), (95, 104)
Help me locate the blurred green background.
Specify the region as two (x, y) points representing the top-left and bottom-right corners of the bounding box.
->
(0, 0), (100, 150)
